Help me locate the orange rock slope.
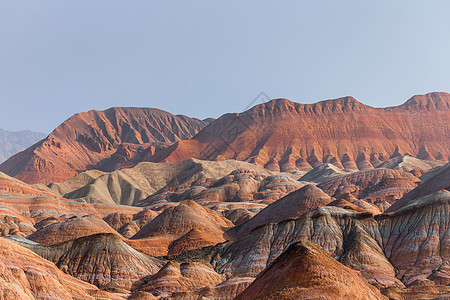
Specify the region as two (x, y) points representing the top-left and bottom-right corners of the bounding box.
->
(0, 107), (210, 184)
(129, 200), (233, 256)
(235, 240), (387, 300)
(0, 236), (122, 299)
(152, 92), (449, 172)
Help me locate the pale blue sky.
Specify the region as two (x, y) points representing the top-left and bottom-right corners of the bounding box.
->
(1, 1), (449, 133)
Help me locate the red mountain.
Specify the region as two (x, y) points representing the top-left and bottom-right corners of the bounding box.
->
(1, 93), (448, 185)
(0, 107), (210, 184)
(150, 92), (449, 171)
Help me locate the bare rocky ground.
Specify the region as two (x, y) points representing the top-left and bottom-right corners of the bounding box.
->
(0, 94), (449, 299)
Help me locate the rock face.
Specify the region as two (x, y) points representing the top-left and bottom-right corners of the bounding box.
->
(203, 206), (400, 288)
(0, 171), (143, 238)
(0, 129), (46, 163)
(139, 168), (303, 209)
(18, 233), (164, 291)
(0, 107), (210, 184)
(49, 158), (280, 205)
(151, 93), (449, 172)
(27, 214), (119, 245)
(133, 261), (226, 297)
(385, 163), (450, 213)
(0, 236), (121, 299)
(130, 200), (233, 256)
(235, 240), (387, 300)
(317, 168), (420, 212)
(177, 178), (449, 291)
(376, 155), (445, 173)
(103, 208), (160, 238)
(169, 277), (254, 300)
(229, 184), (332, 239)
(299, 163), (348, 183)
(378, 190), (450, 286)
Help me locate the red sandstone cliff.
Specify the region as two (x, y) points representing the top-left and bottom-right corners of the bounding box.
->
(151, 92), (449, 172)
(1, 93), (448, 185)
(0, 107), (210, 184)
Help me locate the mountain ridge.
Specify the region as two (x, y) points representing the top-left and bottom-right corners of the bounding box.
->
(0, 107), (211, 184)
(152, 92), (449, 172)
(1, 92), (448, 185)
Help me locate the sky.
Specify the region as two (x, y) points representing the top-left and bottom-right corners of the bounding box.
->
(0, 1), (449, 133)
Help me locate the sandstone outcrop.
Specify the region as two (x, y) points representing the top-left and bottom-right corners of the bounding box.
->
(377, 155), (445, 173)
(378, 189), (450, 286)
(229, 184), (332, 239)
(204, 206), (402, 289)
(175, 177), (448, 292)
(27, 214), (119, 245)
(235, 240), (388, 300)
(385, 163), (449, 213)
(17, 233), (164, 291)
(103, 208), (160, 238)
(0, 171), (143, 238)
(299, 163), (348, 183)
(130, 200), (233, 256)
(133, 261), (225, 297)
(317, 168), (420, 212)
(49, 158), (281, 205)
(0, 107), (210, 184)
(169, 277), (253, 300)
(151, 93), (450, 173)
(139, 168), (303, 209)
(0, 236), (123, 299)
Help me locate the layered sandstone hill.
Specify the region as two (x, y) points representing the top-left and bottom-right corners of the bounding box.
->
(151, 92), (449, 172)
(0, 170), (144, 238)
(27, 214), (119, 245)
(129, 200), (233, 256)
(299, 163), (349, 183)
(16, 233), (164, 291)
(378, 189), (450, 286)
(0, 237), (122, 299)
(0, 107), (210, 184)
(139, 168), (303, 209)
(235, 240), (387, 300)
(2, 93), (448, 186)
(176, 179), (449, 293)
(317, 168), (420, 212)
(377, 155), (445, 174)
(0, 171), (65, 200)
(386, 163), (449, 213)
(229, 184), (332, 239)
(103, 208), (160, 238)
(133, 261), (226, 297)
(46, 158), (281, 205)
(164, 278), (254, 300)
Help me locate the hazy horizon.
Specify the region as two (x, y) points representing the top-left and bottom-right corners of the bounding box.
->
(1, 1), (449, 133)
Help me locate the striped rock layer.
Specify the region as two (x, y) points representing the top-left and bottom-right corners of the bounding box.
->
(152, 92), (449, 173)
(177, 187), (450, 290)
(0, 108), (210, 184)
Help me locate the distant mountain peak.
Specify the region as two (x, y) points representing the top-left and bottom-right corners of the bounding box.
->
(398, 92), (450, 111)
(0, 107), (209, 184)
(0, 129), (46, 163)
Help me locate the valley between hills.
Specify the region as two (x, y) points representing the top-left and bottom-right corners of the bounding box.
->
(0, 92), (449, 299)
